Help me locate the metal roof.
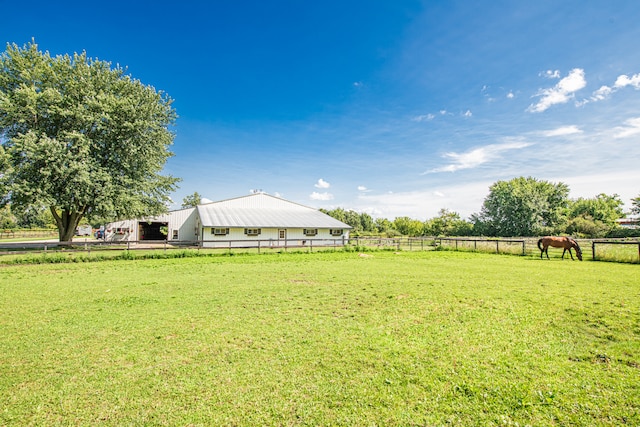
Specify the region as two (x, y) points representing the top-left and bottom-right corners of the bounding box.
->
(196, 193), (352, 229)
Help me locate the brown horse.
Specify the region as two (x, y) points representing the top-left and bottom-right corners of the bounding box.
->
(537, 236), (582, 261)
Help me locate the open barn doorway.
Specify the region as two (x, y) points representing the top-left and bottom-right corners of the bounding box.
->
(138, 221), (168, 241)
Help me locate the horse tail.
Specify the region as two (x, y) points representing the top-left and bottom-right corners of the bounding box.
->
(537, 238), (543, 251)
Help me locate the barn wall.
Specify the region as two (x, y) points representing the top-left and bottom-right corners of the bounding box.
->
(167, 208), (199, 241)
(105, 219), (138, 241)
(105, 207), (198, 242)
(201, 227), (349, 248)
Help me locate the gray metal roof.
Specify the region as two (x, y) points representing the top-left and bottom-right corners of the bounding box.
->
(196, 193), (352, 229)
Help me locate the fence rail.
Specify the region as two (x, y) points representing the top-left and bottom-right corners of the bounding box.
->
(435, 237), (526, 255)
(0, 229), (58, 240)
(592, 240), (640, 263)
(0, 238), (349, 255)
(1, 236), (637, 263)
(0, 236), (560, 257)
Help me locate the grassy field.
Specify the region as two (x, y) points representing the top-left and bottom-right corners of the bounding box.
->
(0, 251), (638, 426)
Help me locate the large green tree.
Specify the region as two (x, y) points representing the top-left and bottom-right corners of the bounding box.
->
(565, 193), (624, 237)
(474, 177), (569, 237)
(0, 42), (179, 241)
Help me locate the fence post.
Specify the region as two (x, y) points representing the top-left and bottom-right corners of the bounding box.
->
(592, 241), (596, 261)
(496, 240), (499, 254)
(258, 240), (261, 254)
(522, 240), (525, 255)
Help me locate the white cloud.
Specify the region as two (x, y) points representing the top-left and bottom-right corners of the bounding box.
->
(614, 73), (640, 89)
(507, 91), (515, 99)
(433, 191), (445, 197)
(541, 70), (561, 79)
(580, 72), (640, 105)
(463, 110), (472, 117)
(310, 191), (334, 201)
(542, 125), (583, 137)
(314, 178), (330, 189)
(528, 68), (587, 113)
(412, 114), (435, 122)
(357, 185), (371, 193)
(591, 85), (613, 101)
(613, 117), (640, 139)
(425, 140), (532, 174)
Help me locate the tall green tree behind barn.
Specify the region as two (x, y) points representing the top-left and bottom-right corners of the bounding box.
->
(0, 42), (180, 241)
(181, 192), (202, 209)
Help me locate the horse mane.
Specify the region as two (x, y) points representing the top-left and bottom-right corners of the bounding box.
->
(569, 237), (582, 254)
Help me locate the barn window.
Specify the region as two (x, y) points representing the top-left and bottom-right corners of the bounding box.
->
(330, 229), (343, 236)
(244, 228), (261, 236)
(172, 230), (178, 239)
(213, 228), (229, 236)
(303, 229), (318, 236)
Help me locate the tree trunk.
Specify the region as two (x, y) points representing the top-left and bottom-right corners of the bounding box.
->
(50, 207), (84, 242)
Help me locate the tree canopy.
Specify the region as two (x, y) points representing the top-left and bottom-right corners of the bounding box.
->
(0, 42), (179, 241)
(631, 194), (640, 217)
(565, 193), (625, 237)
(472, 177), (569, 237)
(181, 192), (202, 209)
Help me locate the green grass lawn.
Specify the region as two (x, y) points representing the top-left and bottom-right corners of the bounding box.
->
(0, 251), (638, 426)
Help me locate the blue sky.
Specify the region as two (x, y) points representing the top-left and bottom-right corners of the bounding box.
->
(3, 0), (640, 219)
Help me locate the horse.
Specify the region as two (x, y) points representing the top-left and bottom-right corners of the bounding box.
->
(537, 236), (583, 261)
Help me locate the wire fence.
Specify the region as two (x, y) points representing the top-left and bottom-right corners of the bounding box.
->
(591, 240), (640, 264)
(0, 229), (58, 240)
(0, 236), (523, 256)
(0, 236), (637, 264)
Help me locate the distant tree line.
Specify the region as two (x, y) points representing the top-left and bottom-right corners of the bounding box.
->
(2, 176), (638, 239)
(322, 177), (639, 239)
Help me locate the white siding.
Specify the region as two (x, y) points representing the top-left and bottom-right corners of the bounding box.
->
(105, 219), (137, 241)
(167, 208), (199, 241)
(105, 207), (198, 242)
(201, 227), (349, 248)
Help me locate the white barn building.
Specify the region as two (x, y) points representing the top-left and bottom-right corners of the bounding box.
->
(104, 193), (352, 248)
